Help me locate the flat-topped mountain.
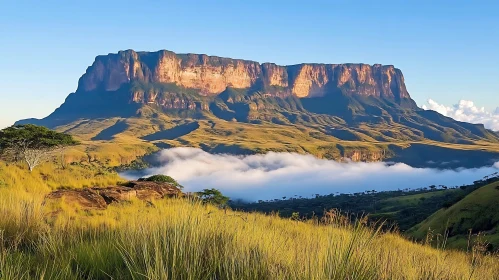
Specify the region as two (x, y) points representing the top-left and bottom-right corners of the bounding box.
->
(17, 49), (499, 167)
(80, 49), (413, 104)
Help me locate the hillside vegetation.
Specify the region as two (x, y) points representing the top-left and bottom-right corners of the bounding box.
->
(233, 176), (499, 250)
(32, 109), (499, 169)
(410, 181), (499, 251)
(1, 162), (499, 279)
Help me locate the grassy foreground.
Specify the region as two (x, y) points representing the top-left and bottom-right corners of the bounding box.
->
(1, 164), (499, 279)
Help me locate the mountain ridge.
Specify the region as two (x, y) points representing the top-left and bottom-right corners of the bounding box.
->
(16, 49), (499, 167)
(78, 49), (414, 105)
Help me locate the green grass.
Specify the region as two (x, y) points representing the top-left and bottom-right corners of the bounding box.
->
(233, 184), (484, 234)
(409, 181), (499, 250)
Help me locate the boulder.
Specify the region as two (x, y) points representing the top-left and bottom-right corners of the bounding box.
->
(91, 186), (138, 204)
(46, 181), (183, 210)
(46, 188), (108, 210)
(125, 180), (183, 200)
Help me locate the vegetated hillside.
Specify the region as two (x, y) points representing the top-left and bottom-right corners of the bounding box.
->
(1, 162), (499, 279)
(234, 180), (491, 223)
(409, 181), (499, 251)
(16, 49), (499, 168)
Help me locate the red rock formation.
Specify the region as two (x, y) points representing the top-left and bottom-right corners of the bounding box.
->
(78, 50), (412, 103)
(46, 181), (183, 210)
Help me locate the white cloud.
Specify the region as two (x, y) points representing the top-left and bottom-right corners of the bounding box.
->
(122, 148), (499, 201)
(422, 99), (499, 131)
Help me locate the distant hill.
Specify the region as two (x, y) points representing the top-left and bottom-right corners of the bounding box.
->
(16, 49), (499, 167)
(408, 181), (499, 250)
(231, 175), (499, 251)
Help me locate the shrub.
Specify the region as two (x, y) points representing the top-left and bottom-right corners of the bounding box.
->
(138, 174), (183, 189)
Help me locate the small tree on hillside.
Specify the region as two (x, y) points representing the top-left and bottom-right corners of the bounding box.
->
(196, 188), (229, 206)
(0, 125), (78, 171)
(138, 174), (184, 189)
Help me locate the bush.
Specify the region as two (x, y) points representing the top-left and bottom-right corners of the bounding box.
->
(138, 174), (183, 189)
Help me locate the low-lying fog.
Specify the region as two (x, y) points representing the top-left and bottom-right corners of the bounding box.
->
(121, 147), (499, 201)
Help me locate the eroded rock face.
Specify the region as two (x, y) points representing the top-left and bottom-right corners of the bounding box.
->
(125, 180), (183, 200)
(46, 188), (108, 210)
(46, 181), (183, 210)
(78, 49), (412, 103)
(342, 150), (387, 162)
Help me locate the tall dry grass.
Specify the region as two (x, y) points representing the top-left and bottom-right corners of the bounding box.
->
(1, 162), (498, 279)
(1, 196), (498, 280)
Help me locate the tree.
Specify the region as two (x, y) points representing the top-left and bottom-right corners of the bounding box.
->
(0, 125), (78, 171)
(138, 174), (184, 189)
(196, 188), (229, 206)
(370, 189), (377, 213)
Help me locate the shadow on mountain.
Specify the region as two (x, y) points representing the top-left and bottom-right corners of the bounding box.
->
(16, 87), (141, 129)
(416, 110), (498, 142)
(209, 102), (236, 121)
(325, 128), (363, 141)
(91, 120), (129, 140)
(153, 142), (174, 149)
(142, 122), (200, 141)
(389, 143), (499, 168)
(200, 143), (255, 155)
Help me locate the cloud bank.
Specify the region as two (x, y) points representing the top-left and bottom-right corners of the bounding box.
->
(122, 148), (499, 201)
(422, 99), (499, 131)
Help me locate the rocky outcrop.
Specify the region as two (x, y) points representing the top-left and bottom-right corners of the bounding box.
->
(47, 188), (109, 210)
(341, 150), (387, 162)
(46, 181), (183, 210)
(78, 49), (414, 106)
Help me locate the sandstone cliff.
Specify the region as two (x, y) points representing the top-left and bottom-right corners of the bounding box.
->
(16, 49), (499, 166)
(78, 49), (414, 106)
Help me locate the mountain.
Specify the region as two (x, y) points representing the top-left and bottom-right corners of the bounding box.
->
(17, 49), (499, 167)
(81, 50), (413, 99)
(24, 50), (416, 121)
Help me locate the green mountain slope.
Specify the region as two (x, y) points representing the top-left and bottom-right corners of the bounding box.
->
(408, 181), (499, 250)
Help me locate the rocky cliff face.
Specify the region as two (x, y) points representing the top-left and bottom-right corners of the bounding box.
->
(16, 48), (499, 165)
(342, 149), (387, 162)
(78, 49), (414, 106)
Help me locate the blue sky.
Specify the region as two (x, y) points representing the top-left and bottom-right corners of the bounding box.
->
(1, 0), (499, 128)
